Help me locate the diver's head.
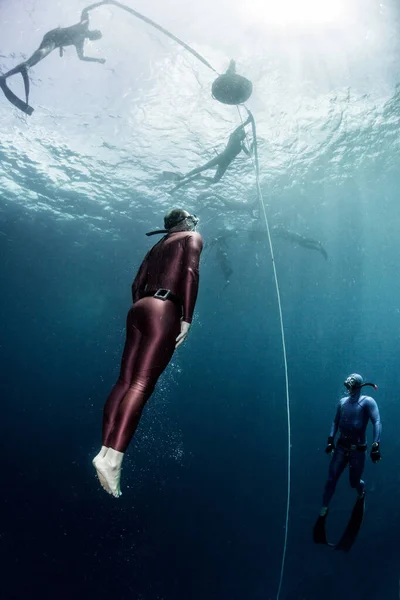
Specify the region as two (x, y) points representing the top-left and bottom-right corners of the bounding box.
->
(344, 373), (364, 393)
(145, 209), (199, 237)
(164, 208), (199, 232)
(87, 29), (102, 41)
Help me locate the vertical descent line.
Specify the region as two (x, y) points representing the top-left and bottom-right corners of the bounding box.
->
(238, 106), (291, 600)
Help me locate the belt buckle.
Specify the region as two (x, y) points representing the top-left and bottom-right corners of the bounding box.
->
(350, 444), (357, 451)
(154, 288), (170, 300)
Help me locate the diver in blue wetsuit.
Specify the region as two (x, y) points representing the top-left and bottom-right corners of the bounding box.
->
(319, 373), (381, 518)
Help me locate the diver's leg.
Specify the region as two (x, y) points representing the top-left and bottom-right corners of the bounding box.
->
(185, 155), (221, 179)
(25, 44), (55, 68)
(211, 162), (229, 183)
(321, 446), (348, 514)
(0, 42), (55, 113)
(93, 306), (139, 494)
(169, 156), (222, 192)
(2, 44), (53, 79)
(1, 61), (28, 79)
(94, 299), (180, 497)
(349, 449), (366, 498)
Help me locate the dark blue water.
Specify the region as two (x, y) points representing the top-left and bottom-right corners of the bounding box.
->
(2, 1), (400, 599)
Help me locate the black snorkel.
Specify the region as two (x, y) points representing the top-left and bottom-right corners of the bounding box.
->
(145, 213), (199, 237)
(344, 378), (378, 392)
(145, 229), (169, 237)
(359, 382), (378, 391)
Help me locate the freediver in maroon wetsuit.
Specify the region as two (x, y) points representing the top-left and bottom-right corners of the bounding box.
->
(93, 209), (202, 497)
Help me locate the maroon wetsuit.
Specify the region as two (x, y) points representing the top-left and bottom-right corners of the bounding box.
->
(102, 231), (203, 453)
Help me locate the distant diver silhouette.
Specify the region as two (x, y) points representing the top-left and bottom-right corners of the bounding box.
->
(196, 192), (258, 216)
(267, 226), (328, 260)
(0, 1), (107, 115)
(208, 225), (328, 288)
(92, 209), (202, 498)
(168, 115), (254, 193)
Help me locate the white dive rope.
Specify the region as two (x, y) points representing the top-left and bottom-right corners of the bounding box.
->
(238, 107), (291, 600)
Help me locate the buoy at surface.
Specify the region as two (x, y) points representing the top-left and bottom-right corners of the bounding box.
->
(211, 60), (253, 105)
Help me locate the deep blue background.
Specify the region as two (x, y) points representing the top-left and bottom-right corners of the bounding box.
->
(2, 0), (400, 597)
(1, 184), (400, 600)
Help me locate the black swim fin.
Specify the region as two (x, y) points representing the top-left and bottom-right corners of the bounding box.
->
(313, 512), (329, 545)
(335, 494), (365, 552)
(0, 77), (34, 115)
(20, 66), (30, 105)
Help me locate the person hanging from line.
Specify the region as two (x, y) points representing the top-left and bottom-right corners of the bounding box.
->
(0, 1), (108, 115)
(314, 374), (381, 543)
(92, 209), (203, 498)
(167, 114), (254, 193)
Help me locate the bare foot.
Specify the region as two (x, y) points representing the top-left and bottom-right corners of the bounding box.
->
(93, 454), (122, 498)
(92, 455), (112, 495)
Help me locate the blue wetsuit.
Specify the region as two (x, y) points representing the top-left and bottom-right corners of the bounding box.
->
(322, 392), (381, 507)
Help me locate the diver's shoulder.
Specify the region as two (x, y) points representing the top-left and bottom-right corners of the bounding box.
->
(185, 231), (203, 246)
(360, 395), (376, 405)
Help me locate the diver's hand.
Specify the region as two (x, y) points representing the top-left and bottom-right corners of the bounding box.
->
(370, 442), (381, 463)
(97, 58), (106, 64)
(325, 437), (335, 455)
(175, 321), (191, 349)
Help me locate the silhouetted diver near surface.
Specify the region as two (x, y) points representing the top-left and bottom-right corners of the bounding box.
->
(0, 2), (106, 115)
(168, 115), (254, 192)
(313, 374), (381, 551)
(92, 209), (202, 498)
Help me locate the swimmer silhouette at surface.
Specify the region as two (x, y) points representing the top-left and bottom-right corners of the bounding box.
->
(167, 115), (254, 193)
(0, 1), (107, 115)
(92, 209), (203, 498)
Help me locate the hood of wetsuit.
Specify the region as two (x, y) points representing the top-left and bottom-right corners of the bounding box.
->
(344, 373), (363, 391)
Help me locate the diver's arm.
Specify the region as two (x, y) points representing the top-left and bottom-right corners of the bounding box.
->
(75, 42), (105, 63)
(367, 398), (381, 444)
(182, 233), (203, 324)
(232, 117), (252, 137)
(80, 1), (108, 21)
(329, 403), (341, 439)
(131, 252), (150, 304)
